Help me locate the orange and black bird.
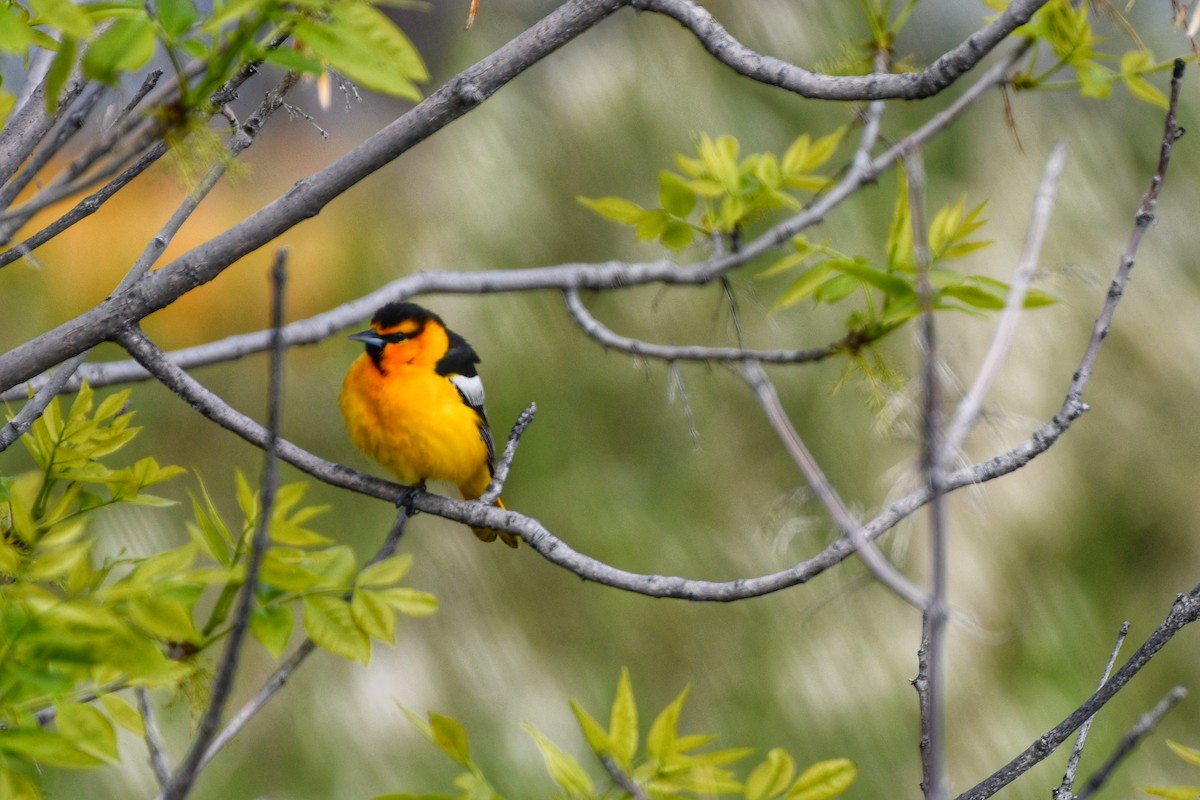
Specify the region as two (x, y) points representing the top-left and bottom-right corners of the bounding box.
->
(339, 302), (517, 547)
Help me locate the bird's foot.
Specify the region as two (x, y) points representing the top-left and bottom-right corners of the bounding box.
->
(396, 480), (426, 517)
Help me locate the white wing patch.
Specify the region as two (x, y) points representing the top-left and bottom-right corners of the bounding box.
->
(450, 373), (486, 411)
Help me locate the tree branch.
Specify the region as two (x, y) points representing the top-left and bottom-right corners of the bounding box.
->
(479, 404), (536, 507)
(955, 588), (1200, 800)
(633, 0), (1047, 100)
(160, 250), (288, 800)
(1074, 686), (1187, 800)
(1054, 621), (1130, 800)
(942, 142), (1068, 454)
(741, 360), (928, 609)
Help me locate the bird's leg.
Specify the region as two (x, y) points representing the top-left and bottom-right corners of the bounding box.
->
(395, 480), (426, 518)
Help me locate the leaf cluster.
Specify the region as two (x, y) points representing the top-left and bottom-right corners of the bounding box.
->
(0, 0), (428, 126)
(579, 130), (845, 252)
(764, 167), (1054, 349)
(381, 668), (856, 800)
(0, 385), (435, 798)
(994, 0), (1173, 107)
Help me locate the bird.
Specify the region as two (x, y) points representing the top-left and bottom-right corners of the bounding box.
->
(339, 301), (518, 548)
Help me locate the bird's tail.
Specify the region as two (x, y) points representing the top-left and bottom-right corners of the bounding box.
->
(464, 493), (519, 548)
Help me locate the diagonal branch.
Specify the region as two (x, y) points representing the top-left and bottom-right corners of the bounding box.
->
(1054, 621), (1130, 800)
(741, 361), (928, 609)
(942, 142), (1068, 454)
(1074, 686), (1187, 800)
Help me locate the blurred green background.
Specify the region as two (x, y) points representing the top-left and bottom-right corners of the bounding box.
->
(4, 0), (1200, 797)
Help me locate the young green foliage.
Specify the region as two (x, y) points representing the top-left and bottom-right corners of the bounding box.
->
(579, 129), (845, 252)
(992, 0), (1172, 106)
(0, 0), (429, 128)
(1139, 739), (1200, 799)
(764, 166), (1054, 350)
(1, 385), (436, 798)
(387, 668), (857, 800)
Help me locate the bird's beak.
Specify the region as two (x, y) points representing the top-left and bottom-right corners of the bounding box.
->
(348, 329), (387, 348)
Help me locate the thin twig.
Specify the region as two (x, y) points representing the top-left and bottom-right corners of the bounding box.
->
(563, 290), (849, 363)
(906, 146), (949, 800)
(160, 250), (288, 800)
(741, 361), (929, 609)
(0, 142), (168, 269)
(1055, 621), (1130, 799)
(0, 351), (90, 452)
(601, 755), (651, 800)
(1074, 687), (1188, 800)
(943, 143), (1069, 454)
(137, 687), (171, 788)
(479, 403), (536, 506)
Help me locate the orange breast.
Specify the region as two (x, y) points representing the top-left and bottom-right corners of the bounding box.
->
(339, 354), (491, 489)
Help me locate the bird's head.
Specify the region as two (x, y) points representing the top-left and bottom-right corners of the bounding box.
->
(348, 302), (450, 369)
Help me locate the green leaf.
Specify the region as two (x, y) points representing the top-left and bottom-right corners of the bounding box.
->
(0, 728), (104, 769)
(939, 284), (1005, 310)
(235, 468), (257, 526)
(0, 3), (57, 54)
(814, 273), (860, 305)
(250, 603), (294, 658)
(155, 0), (198, 39)
(524, 723), (595, 798)
(262, 46), (324, 77)
(634, 208), (670, 242)
(429, 712), (471, 768)
(1138, 788), (1200, 800)
(351, 588), (397, 644)
(43, 35), (77, 113)
(55, 702), (117, 763)
(1077, 63), (1114, 99)
(831, 258), (915, 299)
(82, 17), (156, 84)
(886, 169), (913, 273)
(29, 0), (92, 39)
(291, 1), (428, 101)
(304, 595), (371, 663)
(660, 220), (695, 250)
(746, 748), (796, 800)
(608, 667), (638, 768)
(786, 758), (857, 800)
(125, 593), (198, 641)
(646, 684), (690, 760)
(569, 699), (612, 756)
(375, 586), (437, 617)
(1120, 50), (1169, 109)
(658, 170), (696, 219)
(0, 766), (41, 800)
(356, 553), (414, 588)
(1166, 739), (1200, 767)
(577, 196), (645, 225)
(98, 694), (144, 737)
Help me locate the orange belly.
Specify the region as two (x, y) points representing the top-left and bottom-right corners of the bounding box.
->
(339, 355), (492, 492)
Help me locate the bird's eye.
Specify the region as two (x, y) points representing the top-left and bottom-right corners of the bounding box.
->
(380, 331), (410, 343)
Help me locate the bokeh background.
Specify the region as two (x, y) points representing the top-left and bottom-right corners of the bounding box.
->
(3, 0), (1200, 797)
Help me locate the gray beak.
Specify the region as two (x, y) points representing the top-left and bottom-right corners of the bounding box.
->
(348, 329), (387, 347)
